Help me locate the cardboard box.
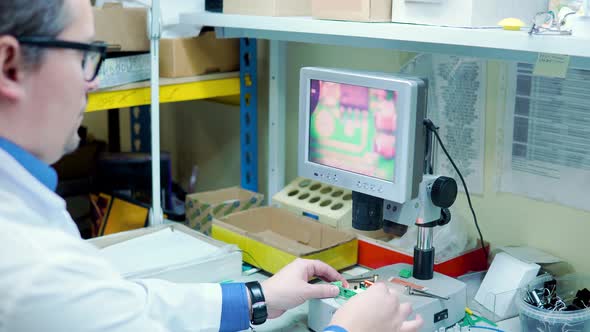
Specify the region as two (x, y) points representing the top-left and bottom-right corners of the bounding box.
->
(313, 0), (391, 22)
(159, 31), (240, 78)
(272, 177), (353, 229)
(97, 54), (151, 89)
(186, 186), (264, 235)
(391, 0), (548, 27)
(93, 5), (149, 52)
(213, 207), (358, 274)
(88, 224), (243, 283)
(223, 0), (311, 16)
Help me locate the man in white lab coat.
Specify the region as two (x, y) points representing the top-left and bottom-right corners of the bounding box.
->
(0, 1), (423, 331)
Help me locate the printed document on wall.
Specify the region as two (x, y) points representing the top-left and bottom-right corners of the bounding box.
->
(432, 55), (486, 195)
(500, 63), (590, 211)
(401, 54), (486, 194)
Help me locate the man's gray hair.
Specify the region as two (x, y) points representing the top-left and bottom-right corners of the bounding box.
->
(0, 0), (71, 65)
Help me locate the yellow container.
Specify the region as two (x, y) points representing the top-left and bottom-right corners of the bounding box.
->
(212, 207), (358, 274)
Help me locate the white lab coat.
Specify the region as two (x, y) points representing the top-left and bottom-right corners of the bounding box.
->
(0, 149), (226, 332)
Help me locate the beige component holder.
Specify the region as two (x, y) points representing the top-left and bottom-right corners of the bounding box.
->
(272, 177), (353, 229)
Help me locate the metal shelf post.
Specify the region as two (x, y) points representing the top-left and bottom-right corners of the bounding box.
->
(240, 38), (259, 192)
(149, 0), (163, 224)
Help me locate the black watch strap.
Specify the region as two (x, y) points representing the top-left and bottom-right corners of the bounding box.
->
(245, 281), (267, 325)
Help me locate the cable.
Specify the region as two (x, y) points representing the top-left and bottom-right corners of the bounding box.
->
(468, 326), (505, 332)
(423, 119), (489, 264)
(237, 249), (265, 271)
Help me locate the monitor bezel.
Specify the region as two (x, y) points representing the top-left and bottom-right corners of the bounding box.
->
(298, 67), (425, 204)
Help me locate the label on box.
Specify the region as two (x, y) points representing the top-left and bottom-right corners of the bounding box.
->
(98, 54), (151, 89)
(186, 195), (263, 235)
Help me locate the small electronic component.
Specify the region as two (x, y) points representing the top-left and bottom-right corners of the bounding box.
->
(332, 279), (374, 299)
(461, 307), (497, 327)
(332, 281), (358, 299)
(399, 269), (412, 279)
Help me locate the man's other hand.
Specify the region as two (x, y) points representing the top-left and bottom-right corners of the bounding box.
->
(329, 282), (423, 332)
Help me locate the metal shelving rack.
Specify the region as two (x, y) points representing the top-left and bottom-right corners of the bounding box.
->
(181, 11), (590, 200)
(99, 7), (590, 224)
(86, 4), (249, 225)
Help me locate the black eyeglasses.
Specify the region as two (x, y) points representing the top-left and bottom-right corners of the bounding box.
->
(17, 37), (108, 82)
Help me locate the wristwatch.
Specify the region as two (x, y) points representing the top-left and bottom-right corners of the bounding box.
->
(245, 281), (268, 325)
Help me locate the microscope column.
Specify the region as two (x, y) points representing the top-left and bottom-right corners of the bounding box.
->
(414, 226), (435, 280)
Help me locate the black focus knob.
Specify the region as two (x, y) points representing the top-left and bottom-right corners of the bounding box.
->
(431, 176), (457, 208)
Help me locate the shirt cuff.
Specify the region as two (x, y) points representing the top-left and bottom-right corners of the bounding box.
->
(219, 283), (250, 332)
(323, 325), (348, 332)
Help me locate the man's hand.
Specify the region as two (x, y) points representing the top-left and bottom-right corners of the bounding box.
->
(261, 258), (347, 318)
(329, 283), (423, 332)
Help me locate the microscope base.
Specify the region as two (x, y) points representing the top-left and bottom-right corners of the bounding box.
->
(308, 263), (466, 332)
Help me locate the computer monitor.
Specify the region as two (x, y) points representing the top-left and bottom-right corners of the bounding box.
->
(298, 67), (427, 204)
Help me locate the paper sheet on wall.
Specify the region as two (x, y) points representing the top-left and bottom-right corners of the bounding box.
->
(499, 63), (590, 211)
(401, 54), (486, 194)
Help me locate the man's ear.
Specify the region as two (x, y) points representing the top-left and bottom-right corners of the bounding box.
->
(0, 36), (26, 101)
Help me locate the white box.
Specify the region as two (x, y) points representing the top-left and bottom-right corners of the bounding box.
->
(474, 252), (540, 318)
(88, 224), (243, 283)
(392, 0), (549, 27)
(97, 53), (150, 89)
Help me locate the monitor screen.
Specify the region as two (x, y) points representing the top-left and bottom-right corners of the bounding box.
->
(308, 79), (398, 182)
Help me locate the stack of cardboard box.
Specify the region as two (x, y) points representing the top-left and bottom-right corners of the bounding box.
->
(93, 4), (239, 88)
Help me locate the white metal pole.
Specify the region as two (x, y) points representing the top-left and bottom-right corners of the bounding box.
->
(268, 40), (287, 200)
(149, 0), (163, 224)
